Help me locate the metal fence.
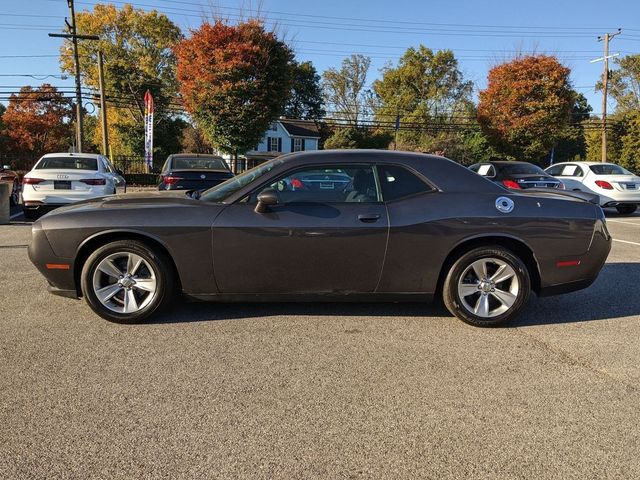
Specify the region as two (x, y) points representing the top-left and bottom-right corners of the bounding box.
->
(0, 153), (166, 175)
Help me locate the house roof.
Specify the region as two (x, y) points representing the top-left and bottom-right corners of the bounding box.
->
(278, 119), (321, 138)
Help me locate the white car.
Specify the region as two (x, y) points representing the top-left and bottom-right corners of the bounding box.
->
(22, 153), (126, 220)
(545, 162), (640, 215)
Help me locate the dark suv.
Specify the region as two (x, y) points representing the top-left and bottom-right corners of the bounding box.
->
(469, 161), (564, 190)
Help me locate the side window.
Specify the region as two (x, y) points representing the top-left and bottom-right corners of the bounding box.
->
(378, 165), (433, 202)
(546, 165), (563, 176)
(253, 166), (379, 204)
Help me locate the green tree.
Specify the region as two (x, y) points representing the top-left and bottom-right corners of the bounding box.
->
(600, 54), (640, 113)
(552, 92), (593, 164)
(59, 4), (183, 156)
(478, 55), (574, 164)
(619, 111), (640, 174)
(373, 46), (473, 152)
(285, 61), (325, 120)
(322, 54), (371, 126)
(323, 127), (391, 149)
(175, 20), (293, 163)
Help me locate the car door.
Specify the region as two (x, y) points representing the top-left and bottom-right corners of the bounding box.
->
(212, 164), (389, 294)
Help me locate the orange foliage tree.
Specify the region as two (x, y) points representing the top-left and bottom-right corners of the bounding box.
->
(478, 55), (574, 163)
(175, 20), (293, 157)
(3, 84), (73, 158)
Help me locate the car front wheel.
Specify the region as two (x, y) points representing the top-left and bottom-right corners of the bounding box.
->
(443, 246), (531, 327)
(81, 240), (175, 323)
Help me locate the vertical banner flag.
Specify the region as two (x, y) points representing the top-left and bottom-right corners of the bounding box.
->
(144, 90), (154, 171)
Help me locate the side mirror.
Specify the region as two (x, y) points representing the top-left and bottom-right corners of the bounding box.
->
(255, 188), (278, 213)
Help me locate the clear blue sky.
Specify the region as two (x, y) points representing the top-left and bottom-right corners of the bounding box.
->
(1, 0), (639, 114)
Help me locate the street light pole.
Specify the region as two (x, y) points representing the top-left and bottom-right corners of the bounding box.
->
(97, 51), (109, 156)
(48, 0), (99, 153)
(595, 28), (622, 163)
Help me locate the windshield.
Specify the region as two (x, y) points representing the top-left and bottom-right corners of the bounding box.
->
(200, 157), (285, 202)
(171, 157), (229, 170)
(502, 163), (547, 176)
(35, 157), (98, 170)
(589, 164), (633, 175)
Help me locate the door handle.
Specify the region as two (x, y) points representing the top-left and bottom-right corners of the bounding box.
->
(358, 214), (381, 223)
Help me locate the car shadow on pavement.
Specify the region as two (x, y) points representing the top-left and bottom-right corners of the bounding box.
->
(148, 263), (640, 326)
(511, 262), (640, 327)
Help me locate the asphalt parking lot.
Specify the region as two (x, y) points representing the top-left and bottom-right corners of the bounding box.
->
(1, 204), (639, 479)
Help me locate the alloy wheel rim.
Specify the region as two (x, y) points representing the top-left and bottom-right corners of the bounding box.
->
(457, 258), (519, 318)
(92, 252), (157, 314)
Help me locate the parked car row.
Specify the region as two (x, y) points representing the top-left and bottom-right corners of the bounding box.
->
(14, 153), (236, 220)
(469, 159), (640, 215)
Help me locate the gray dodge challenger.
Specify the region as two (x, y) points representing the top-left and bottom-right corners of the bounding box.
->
(28, 150), (611, 327)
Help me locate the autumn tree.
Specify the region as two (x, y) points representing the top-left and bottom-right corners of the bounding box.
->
(478, 55), (574, 163)
(59, 4), (183, 156)
(322, 54), (371, 126)
(2, 84), (73, 158)
(285, 61), (325, 120)
(175, 20), (293, 162)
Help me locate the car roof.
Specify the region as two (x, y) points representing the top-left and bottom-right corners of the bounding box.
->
(40, 152), (103, 159)
(169, 153), (224, 159)
(548, 161), (617, 166)
(478, 161), (535, 166)
(224, 149), (505, 200)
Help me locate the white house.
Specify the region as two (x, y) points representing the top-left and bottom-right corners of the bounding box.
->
(218, 119), (321, 171)
(253, 119), (320, 154)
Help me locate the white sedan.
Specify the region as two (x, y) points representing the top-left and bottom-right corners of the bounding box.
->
(545, 161), (640, 215)
(22, 153), (126, 220)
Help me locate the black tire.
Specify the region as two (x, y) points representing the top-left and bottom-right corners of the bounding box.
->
(616, 204), (637, 215)
(22, 208), (39, 221)
(81, 239), (175, 323)
(10, 181), (20, 206)
(442, 246), (531, 327)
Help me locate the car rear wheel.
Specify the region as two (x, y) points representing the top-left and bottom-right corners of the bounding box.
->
(22, 208), (40, 221)
(443, 246), (531, 327)
(81, 240), (175, 323)
(616, 204), (637, 215)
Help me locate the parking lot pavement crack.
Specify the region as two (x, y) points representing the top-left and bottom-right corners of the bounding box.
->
(516, 330), (639, 393)
(0, 245), (28, 249)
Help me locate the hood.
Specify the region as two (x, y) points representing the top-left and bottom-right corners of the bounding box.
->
(47, 190), (201, 215)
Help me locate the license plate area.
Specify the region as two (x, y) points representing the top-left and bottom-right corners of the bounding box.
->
(54, 180), (72, 190)
(624, 183), (637, 190)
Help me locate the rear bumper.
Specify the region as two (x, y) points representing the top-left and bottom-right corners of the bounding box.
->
(536, 218), (611, 297)
(22, 188), (112, 205)
(596, 191), (640, 206)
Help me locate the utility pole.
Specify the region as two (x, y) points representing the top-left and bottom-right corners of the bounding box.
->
(48, 0), (99, 153)
(97, 51), (109, 156)
(594, 29), (622, 163)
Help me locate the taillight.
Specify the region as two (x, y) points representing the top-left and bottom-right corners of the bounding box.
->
(502, 179), (521, 190)
(162, 175), (182, 185)
(595, 180), (613, 190)
(80, 178), (106, 185)
(557, 181), (565, 189)
(23, 177), (44, 185)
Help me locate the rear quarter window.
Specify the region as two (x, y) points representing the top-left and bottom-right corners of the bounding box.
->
(378, 165), (433, 202)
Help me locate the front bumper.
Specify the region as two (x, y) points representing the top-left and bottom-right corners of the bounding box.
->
(28, 221), (79, 297)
